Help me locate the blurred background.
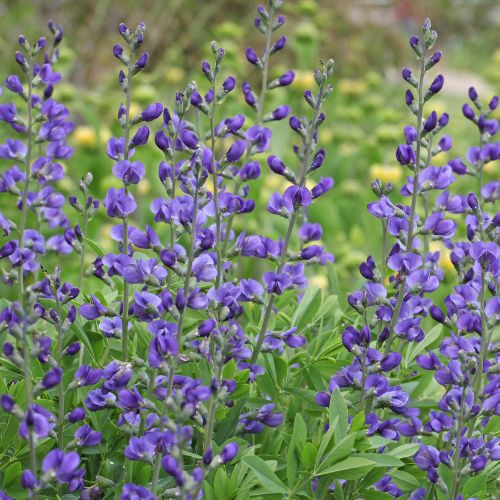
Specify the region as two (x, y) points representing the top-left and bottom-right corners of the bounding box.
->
(0, 0), (499, 296)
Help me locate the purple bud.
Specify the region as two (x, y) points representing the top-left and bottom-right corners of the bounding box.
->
(1, 395), (14, 412)
(462, 104), (475, 120)
(113, 44), (123, 59)
(489, 96), (499, 110)
(315, 392), (330, 407)
(141, 103), (163, 122)
(402, 67), (412, 82)
(423, 111), (437, 133)
(381, 352), (402, 371)
(225, 140), (246, 162)
(438, 113), (449, 127)
(220, 443), (238, 463)
(245, 47), (259, 65)
(223, 76), (236, 92)
(430, 305), (445, 323)
(267, 155), (286, 175)
(21, 470), (36, 490)
(278, 71), (295, 87)
(467, 192), (479, 210)
(429, 75), (444, 94)
(68, 407), (86, 423)
(155, 130), (169, 151)
(135, 52), (149, 69)
(131, 126), (150, 146)
(271, 105), (290, 120)
(468, 86), (478, 101)
(42, 367), (62, 389)
(289, 115), (302, 132)
(405, 90), (415, 106)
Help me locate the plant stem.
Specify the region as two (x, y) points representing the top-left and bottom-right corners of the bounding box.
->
(382, 52), (426, 357)
(221, 7), (273, 256)
(19, 57), (38, 488)
(121, 50), (134, 361)
(78, 204), (89, 290)
(54, 293), (65, 449)
(151, 180), (200, 495)
(209, 84), (223, 289)
(449, 400), (465, 499)
(250, 83), (325, 365)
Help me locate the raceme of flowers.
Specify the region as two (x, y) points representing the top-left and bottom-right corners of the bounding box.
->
(0, 3), (498, 500)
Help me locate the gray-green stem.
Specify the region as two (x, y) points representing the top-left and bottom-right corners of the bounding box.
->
(250, 83), (325, 365)
(18, 56), (38, 487)
(151, 180), (200, 495)
(382, 52), (426, 357)
(121, 48), (135, 361)
(54, 293), (65, 448)
(221, 7), (274, 256)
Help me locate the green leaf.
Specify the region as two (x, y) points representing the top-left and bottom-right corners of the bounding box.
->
(356, 453), (404, 467)
(361, 491), (393, 500)
(3, 461), (21, 488)
(301, 442), (317, 469)
(462, 473), (487, 497)
(330, 389), (348, 440)
(389, 443), (421, 459)
(315, 417), (338, 470)
(317, 433), (356, 473)
(405, 324), (442, 367)
(292, 285), (321, 328)
(241, 456), (288, 494)
(390, 469), (421, 491)
(350, 411), (365, 433)
(83, 237), (105, 257)
(315, 457), (376, 479)
(287, 414), (307, 486)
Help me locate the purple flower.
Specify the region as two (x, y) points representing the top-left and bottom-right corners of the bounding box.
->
(74, 424), (102, 447)
(103, 188), (137, 218)
(121, 484), (155, 499)
(220, 443), (238, 463)
(141, 102), (163, 121)
(112, 160), (145, 185)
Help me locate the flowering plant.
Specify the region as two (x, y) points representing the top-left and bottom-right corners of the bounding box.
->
(0, 2), (498, 499)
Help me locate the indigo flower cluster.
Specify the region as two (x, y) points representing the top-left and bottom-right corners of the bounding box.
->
(0, 1), (336, 498)
(0, 4), (498, 500)
(315, 19), (499, 498)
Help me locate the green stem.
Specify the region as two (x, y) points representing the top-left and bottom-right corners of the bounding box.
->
(221, 7), (274, 256)
(54, 293), (65, 449)
(209, 84), (223, 289)
(151, 181), (200, 495)
(449, 401), (465, 499)
(19, 57), (38, 488)
(121, 49), (135, 361)
(78, 204), (89, 290)
(382, 52), (426, 357)
(250, 83), (325, 365)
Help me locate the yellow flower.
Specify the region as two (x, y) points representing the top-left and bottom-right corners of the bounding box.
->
(493, 48), (500, 65)
(101, 224), (115, 252)
(429, 241), (454, 272)
(137, 178), (151, 196)
(369, 164), (402, 184)
(164, 67), (185, 85)
(73, 126), (97, 148)
(129, 103), (141, 119)
(433, 151), (449, 166)
(319, 128), (334, 144)
(310, 274), (329, 289)
(293, 70), (315, 91)
(484, 160), (498, 174)
(99, 127), (112, 146)
(337, 78), (367, 97)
